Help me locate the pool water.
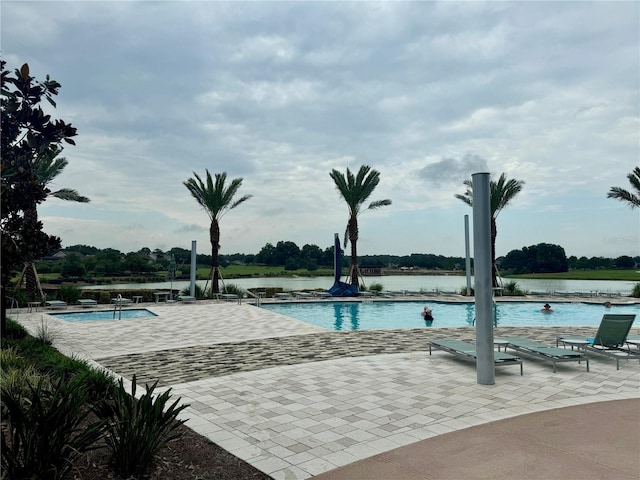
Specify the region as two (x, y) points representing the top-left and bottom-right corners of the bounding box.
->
(51, 309), (157, 322)
(260, 301), (640, 331)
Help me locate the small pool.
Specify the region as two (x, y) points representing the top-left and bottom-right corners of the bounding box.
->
(50, 309), (157, 322)
(260, 301), (640, 331)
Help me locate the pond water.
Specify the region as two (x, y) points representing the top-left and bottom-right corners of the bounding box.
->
(81, 275), (636, 296)
(260, 301), (640, 331)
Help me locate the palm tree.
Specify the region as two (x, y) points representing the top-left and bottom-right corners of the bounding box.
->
(183, 170), (252, 294)
(24, 149), (90, 299)
(455, 173), (524, 288)
(329, 165), (391, 288)
(607, 167), (640, 209)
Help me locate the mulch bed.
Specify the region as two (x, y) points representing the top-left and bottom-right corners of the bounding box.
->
(72, 422), (272, 480)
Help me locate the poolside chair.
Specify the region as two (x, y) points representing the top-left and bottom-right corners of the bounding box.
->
(77, 299), (97, 308)
(177, 295), (196, 304)
(582, 314), (639, 370)
(110, 297), (133, 306)
(45, 300), (67, 309)
(499, 337), (589, 373)
(428, 339), (523, 375)
(626, 334), (640, 349)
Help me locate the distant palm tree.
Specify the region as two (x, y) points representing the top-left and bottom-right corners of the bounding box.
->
(330, 165), (391, 288)
(24, 149), (90, 299)
(184, 170), (252, 294)
(607, 167), (640, 209)
(455, 173), (524, 288)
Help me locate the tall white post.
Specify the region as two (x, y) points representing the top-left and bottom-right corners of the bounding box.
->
(190, 241), (197, 297)
(464, 215), (472, 296)
(472, 172), (495, 385)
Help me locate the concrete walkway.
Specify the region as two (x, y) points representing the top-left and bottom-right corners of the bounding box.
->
(13, 301), (640, 480)
(312, 399), (640, 480)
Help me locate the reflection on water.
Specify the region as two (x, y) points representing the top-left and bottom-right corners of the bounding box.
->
(333, 303), (360, 330)
(465, 303), (475, 326)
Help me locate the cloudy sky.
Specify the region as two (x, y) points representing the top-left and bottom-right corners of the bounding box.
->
(3, 1), (639, 259)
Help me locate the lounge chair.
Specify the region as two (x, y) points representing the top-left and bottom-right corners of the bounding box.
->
(499, 337), (589, 373)
(177, 295), (196, 303)
(77, 299), (97, 308)
(45, 300), (67, 309)
(111, 297), (133, 306)
(428, 339), (523, 375)
(219, 293), (239, 301)
(293, 291), (314, 299)
(626, 334), (640, 349)
(581, 314), (639, 370)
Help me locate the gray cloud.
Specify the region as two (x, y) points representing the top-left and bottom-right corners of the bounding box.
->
(417, 154), (489, 185)
(4, 1), (638, 257)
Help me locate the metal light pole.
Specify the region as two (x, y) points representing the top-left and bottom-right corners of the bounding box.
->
(190, 241), (197, 297)
(464, 214), (472, 296)
(472, 172), (495, 385)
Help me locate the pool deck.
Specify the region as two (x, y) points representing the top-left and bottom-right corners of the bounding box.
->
(12, 297), (640, 480)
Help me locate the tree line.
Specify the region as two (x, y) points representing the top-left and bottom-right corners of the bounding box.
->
(499, 242), (638, 274)
(39, 241), (638, 280)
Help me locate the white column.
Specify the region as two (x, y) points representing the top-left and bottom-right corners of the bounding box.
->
(472, 172), (495, 385)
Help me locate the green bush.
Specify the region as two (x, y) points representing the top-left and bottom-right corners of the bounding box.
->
(180, 283), (205, 298)
(222, 283), (244, 296)
(502, 280), (526, 296)
(3, 319), (28, 343)
(631, 283), (640, 298)
(1, 375), (106, 480)
(58, 285), (81, 304)
(34, 318), (59, 346)
(458, 286), (474, 296)
(96, 375), (189, 477)
(368, 283), (384, 293)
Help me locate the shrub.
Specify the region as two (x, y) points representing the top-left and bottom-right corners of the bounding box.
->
(502, 280), (526, 296)
(35, 318), (59, 346)
(82, 367), (115, 401)
(8, 289), (30, 307)
(631, 283), (640, 298)
(180, 283), (205, 299)
(57, 285), (81, 304)
(458, 286), (474, 296)
(368, 283), (384, 293)
(96, 375), (189, 477)
(0, 347), (47, 409)
(222, 283), (244, 297)
(3, 319), (28, 343)
(1, 375), (106, 480)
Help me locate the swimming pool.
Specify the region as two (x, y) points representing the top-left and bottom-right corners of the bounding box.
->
(260, 301), (640, 331)
(50, 309), (157, 322)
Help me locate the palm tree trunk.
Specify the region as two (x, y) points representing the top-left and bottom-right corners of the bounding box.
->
(210, 220), (221, 294)
(491, 218), (498, 288)
(349, 217), (359, 288)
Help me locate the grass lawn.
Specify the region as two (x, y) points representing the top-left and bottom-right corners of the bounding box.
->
(508, 269), (640, 282)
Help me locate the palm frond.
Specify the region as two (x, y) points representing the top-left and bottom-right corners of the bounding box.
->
(366, 199), (392, 211)
(607, 167), (640, 209)
(49, 189), (90, 203)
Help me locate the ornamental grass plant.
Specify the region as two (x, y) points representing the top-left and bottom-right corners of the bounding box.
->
(95, 375), (190, 477)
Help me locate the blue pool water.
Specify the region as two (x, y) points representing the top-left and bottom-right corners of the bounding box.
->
(51, 309), (157, 322)
(261, 301), (640, 331)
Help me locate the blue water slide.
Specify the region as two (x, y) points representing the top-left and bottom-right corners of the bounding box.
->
(327, 233), (359, 297)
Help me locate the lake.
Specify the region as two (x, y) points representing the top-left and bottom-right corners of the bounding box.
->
(81, 275), (635, 296)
